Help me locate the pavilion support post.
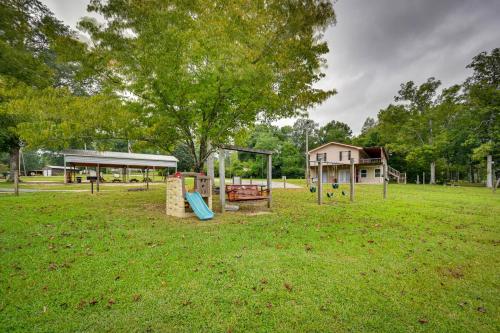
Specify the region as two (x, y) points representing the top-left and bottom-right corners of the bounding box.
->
(96, 164), (100, 192)
(64, 159), (67, 184)
(267, 154), (272, 208)
(350, 158), (355, 202)
(383, 162), (388, 199)
(219, 148), (225, 213)
(122, 167), (126, 183)
(146, 168), (149, 190)
(318, 161), (323, 205)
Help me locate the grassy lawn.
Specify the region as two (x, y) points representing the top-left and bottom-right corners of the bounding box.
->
(0, 183), (498, 332)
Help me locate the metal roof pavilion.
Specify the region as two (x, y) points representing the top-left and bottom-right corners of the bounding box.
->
(63, 150), (178, 168)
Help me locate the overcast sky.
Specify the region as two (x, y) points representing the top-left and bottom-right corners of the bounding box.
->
(42, 0), (500, 134)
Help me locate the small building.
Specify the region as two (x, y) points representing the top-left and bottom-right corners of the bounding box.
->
(308, 142), (405, 184)
(42, 165), (79, 177)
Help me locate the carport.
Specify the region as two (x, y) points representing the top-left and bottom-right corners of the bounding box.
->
(63, 150), (178, 191)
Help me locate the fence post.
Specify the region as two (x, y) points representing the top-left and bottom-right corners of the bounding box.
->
(282, 176), (286, 189)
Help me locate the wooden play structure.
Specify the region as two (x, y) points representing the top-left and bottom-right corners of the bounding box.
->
(215, 145), (273, 213)
(226, 184), (270, 202)
(166, 172), (213, 220)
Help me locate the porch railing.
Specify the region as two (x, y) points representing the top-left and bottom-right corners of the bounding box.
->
(359, 158), (382, 164)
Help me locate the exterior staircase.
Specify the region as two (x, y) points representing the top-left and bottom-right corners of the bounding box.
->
(388, 165), (406, 184)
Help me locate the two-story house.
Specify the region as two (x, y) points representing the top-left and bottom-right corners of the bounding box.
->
(308, 141), (405, 184)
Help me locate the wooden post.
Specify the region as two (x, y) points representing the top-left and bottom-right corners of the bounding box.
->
(14, 170), (19, 196)
(492, 162), (496, 193)
(350, 158), (355, 202)
(64, 159), (67, 184)
(207, 141), (215, 185)
(282, 176), (286, 189)
(305, 130), (309, 185)
(146, 168), (149, 190)
(96, 165), (100, 192)
(318, 161), (323, 205)
(219, 148), (225, 213)
(267, 154), (272, 208)
(423, 172), (425, 185)
(91, 180), (94, 194)
(486, 155), (493, 188)
(383, 162), (388, 199)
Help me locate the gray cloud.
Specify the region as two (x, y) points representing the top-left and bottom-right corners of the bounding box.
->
(308, 0), (500, 133)
(42, 0), (500, 134)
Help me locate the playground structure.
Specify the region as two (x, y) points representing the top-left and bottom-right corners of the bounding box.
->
(166, 172), (214, 220)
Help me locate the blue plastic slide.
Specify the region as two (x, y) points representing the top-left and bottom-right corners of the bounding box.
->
(185, 192), (214, 221)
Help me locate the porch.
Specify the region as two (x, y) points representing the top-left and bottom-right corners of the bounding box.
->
(308, 162), (384, 184)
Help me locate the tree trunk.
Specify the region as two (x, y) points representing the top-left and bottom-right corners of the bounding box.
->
(430, 161), (436, 184)
(7, 146), (20, 183)
(486, 155), (493, 188)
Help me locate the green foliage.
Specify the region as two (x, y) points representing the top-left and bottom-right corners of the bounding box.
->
(316, 120), (352, 145)
(78, 0), (337, 170)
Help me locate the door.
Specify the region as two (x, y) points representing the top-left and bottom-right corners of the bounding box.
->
(339, 169), (350, 183)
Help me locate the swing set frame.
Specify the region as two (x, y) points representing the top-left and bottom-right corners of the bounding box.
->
(217, 145), (273, 213)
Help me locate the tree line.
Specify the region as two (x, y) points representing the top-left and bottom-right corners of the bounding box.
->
(0, 1), (497, 184)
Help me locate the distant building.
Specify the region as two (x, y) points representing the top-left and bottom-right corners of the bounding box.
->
(42, 165), (78, 177)
(308, 141), (406, 184)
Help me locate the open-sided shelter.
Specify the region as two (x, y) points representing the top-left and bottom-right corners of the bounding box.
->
(63, 150), (178, 186)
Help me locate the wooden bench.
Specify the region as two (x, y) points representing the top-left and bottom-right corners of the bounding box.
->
(225, 185), (269, 202)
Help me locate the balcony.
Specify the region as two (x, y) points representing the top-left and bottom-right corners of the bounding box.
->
(358, 158), (382, 164)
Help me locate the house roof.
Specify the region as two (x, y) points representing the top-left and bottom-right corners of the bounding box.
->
(308, 141), (363, 153)
(308, 142), (389, 160)
(63, 150), (178, 168)
(363, 146), (389, 160)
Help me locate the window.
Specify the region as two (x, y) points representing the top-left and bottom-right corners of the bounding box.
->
(316, 153), (327, 161)
(340, 151), (351, 161)
(375, 169), (381, 177)
(360, 169), (367, 178)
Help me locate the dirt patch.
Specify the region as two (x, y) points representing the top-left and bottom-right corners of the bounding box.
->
(438, 266), (465, 279)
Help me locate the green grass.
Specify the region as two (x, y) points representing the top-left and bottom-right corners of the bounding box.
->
(0, 183), (498, 332)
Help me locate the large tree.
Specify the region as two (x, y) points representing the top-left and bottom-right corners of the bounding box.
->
(0, 0), (83, 180)
(78, 0), (337, 171)
(316, 120), (352, 145)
